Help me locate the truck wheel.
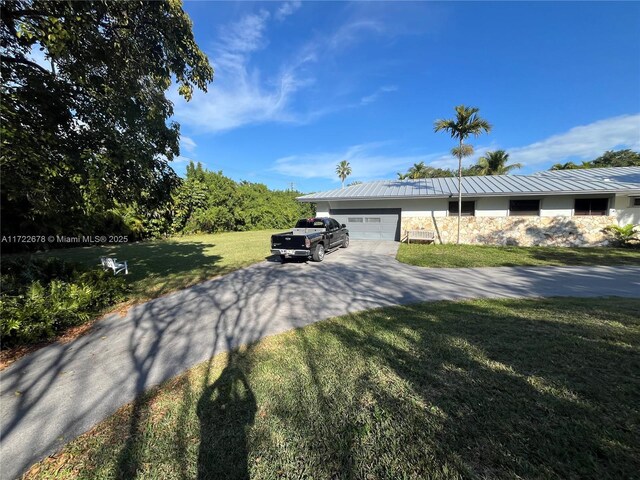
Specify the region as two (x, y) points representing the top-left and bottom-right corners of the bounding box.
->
(312, 244), (325, 262)
(279, 255), (287, 263)
(341, 235), (350, 248)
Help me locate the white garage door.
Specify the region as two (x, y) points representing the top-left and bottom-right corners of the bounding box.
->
(330, 208), (401, 241)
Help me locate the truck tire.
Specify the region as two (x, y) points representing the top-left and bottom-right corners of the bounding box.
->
(312, 244), (325, 262)
(341, 235), (350, 248)
(279, 255), (287, 263)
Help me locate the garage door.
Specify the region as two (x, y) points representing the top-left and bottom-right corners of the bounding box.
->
(330, 208), (401, 241)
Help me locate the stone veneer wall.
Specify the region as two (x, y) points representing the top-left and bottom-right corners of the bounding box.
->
(401, 215), (616, 246)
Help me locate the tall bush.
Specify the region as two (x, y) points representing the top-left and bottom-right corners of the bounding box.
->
(172, 161), (315, 234)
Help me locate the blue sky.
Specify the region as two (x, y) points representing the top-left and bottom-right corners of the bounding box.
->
(169, 1), (640, 193)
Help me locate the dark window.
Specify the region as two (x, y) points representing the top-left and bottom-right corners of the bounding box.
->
(509, 199), (540, 216)
(295, 219), (325, 228)
(632, 197), (640, 207)
(575, 198), (608, 216)
(330, 219), (341, 230)
(448, 201), (475, 216)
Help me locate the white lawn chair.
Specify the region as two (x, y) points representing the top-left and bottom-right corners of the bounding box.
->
(100, 257), (128, 275)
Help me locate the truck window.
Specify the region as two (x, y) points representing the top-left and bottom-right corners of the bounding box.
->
(295, 219), (326, 228)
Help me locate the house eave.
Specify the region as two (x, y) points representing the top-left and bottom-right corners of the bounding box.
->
(297, 189), (640, 203)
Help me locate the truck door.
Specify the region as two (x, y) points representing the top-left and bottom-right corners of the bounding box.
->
(328, 219), (343, 248)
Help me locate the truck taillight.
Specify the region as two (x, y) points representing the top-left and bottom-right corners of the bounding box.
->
(305, 238), (311, 248)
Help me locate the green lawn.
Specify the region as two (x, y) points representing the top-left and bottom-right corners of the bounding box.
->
(25, 298), (640, 479)
(397, 243), (640, 268)
(30, 230), (278, 302)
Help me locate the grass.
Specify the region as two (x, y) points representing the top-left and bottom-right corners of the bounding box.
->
(397, 243), (640, 268)
(26, 230), (279, 302)
(24, 298), (640, 479)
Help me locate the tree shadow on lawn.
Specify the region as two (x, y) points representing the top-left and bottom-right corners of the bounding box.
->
(34, 298), (640, 479)
(20, 245), (638, 480)
(107, 256), (275, 480)
(268, 299), (640, 478)
(527, 246), (640, 266)
(31, 240), (230, 299)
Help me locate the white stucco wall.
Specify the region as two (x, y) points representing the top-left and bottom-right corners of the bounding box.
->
(615, 194), (640, 225)
(475, 197), (508, 217)
(539, 196), (573, 217)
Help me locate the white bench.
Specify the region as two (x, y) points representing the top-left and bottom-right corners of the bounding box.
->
(100, 257), (128, 275)
(407, 230), (435, 244)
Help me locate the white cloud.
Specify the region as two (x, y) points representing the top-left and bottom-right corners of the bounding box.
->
(508, 114), (640, 166)
(180, 135), (197, 154)
(275, 1), (301, 21)
(171, 11), (390, 133)
(360, 85), (398, 105)
(170, 9), (308, 132)
(427, 114), (640, 171)
(272, 143), (440, 181)
(171, 136), (198, 166)
(327, 20), (384, 51)
(173, 155), (195, 164)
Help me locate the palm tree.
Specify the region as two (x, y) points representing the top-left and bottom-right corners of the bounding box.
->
(475, 150), (522, 175)
(398, 161), (430, 179)
(434, 105), (492, 244)
(336, 160), (352, 188)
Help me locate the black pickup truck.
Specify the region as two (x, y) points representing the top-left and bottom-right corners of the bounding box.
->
(271, 217), (349, 262)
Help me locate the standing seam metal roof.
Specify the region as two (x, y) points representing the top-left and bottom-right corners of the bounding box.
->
(297, 166), (640, 201)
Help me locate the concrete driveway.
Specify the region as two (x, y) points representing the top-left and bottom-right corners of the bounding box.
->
(2, 240), (639, 478)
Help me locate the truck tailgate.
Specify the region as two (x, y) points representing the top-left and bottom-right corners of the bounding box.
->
(271, 234), (307, 250)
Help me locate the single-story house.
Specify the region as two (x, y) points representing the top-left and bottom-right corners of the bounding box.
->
(297, 166), (640, 246)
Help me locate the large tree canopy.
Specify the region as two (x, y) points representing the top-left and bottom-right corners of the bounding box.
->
(0, 0), (213, 237)
(550, 150), (640, 170)
(590, 149), (640, 168)
(172, 161), (315, 234)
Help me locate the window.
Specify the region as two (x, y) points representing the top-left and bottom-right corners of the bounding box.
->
(295, 219), (325, 228)
(325, 219), (339, 230)
(365, 217), (381, 223)
(348, 217), (364, 223)
(632, 197), (640, 207)
(448, 201), (475, 216)
(574, 198), (608, 216)
(509, 199), (540, 216)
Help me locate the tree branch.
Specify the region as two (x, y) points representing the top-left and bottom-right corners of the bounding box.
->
(1, 54), (52, 74)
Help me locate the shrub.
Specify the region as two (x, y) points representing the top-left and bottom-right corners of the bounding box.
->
(603, 224), (639, 248)
(0, 257), (127, 347)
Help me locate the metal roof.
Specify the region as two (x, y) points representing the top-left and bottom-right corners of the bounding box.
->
(297, 166), (640, 202)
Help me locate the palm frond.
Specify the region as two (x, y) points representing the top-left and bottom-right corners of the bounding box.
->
(434, 105), (491, 140)
(475, 150), (520, 175)
(451, 144), (474, 159)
